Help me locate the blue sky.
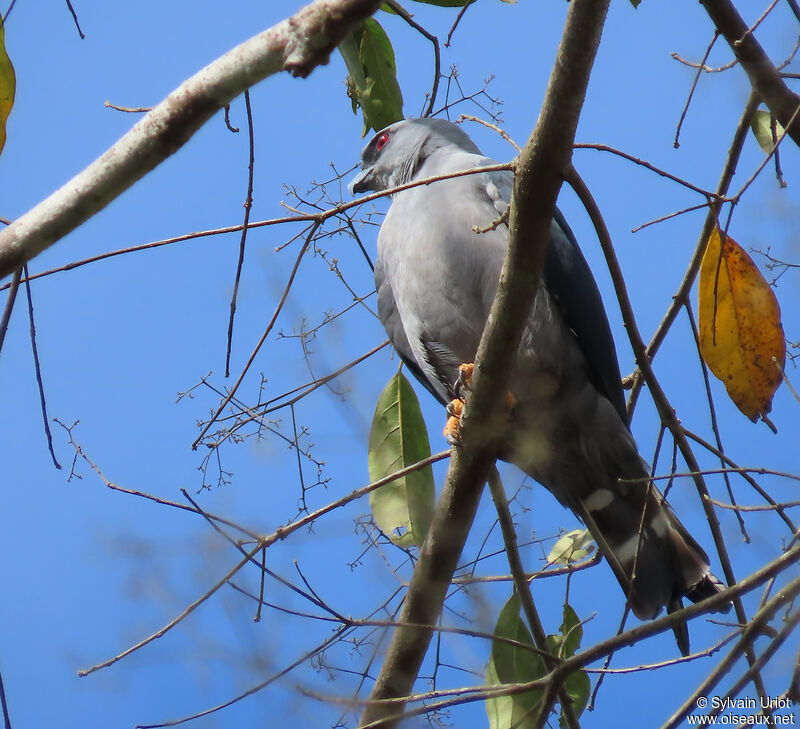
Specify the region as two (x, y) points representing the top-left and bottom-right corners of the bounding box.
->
(1, 1), (799, 727)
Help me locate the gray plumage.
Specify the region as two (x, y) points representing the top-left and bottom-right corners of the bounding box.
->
(351, 118), (726, 648)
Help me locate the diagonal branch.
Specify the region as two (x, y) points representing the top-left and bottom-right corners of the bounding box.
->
(358, 0), (612, 726)
(0, 0), (382, 279)
(700, 0), (800, 145)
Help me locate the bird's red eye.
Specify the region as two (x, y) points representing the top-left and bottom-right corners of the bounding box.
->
(375, 131), (390, 151)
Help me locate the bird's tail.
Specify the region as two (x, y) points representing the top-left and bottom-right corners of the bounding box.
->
(573, 474), (728, 653)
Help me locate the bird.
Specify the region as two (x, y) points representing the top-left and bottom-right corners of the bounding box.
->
(350, 117), (727, 653)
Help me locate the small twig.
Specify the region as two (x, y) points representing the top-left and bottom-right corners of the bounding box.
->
(735, 0), (780, 46)
(225, 89), (255, 377)
(770, 113), (787, 187)
(706, 495), (800, 512)
(674, 32), (719, 148)
(23, 265), (60, 469)
(445, 0), (475, 46)
(223, 104), (239, 133)
(103, 100), (151, 113)
(0, 267), (21, 355)
(472, 207), (508, 234)
(78, 548), (258, 677)
(64, 0), (85, 38)
(255, 547), (266, 622)
(573, 143), (723, 199)
(459, 113), (521, 152)
(630, 201), (711, 233)
(384, 0), (440, 117)
(775, 356), (800, 406)
(671, 51), (737, 74)
(449, 552), (601, 585)
(587, 628), (740, 674)
(0, 664), (11, 729)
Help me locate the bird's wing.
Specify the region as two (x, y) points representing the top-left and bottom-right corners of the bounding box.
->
(481, 168), (627, 423)
(543, 210), (628, 425)
(375, 255), (449, 404)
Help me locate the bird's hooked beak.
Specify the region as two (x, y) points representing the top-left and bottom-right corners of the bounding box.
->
(349, 164), (376, 195)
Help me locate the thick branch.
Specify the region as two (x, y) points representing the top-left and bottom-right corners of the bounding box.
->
(358, 1), (611, 726)
(701, 0), (800, 145)
(0, 0), (382, 279)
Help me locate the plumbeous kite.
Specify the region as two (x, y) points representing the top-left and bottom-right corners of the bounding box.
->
(351, 118), (726, 652)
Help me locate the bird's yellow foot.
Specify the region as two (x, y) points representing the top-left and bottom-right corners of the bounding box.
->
(443, 399), (464, 444)
(455, 363), (475, 398)
(442, 362), (516, 445)
(443, 364), (475, 444)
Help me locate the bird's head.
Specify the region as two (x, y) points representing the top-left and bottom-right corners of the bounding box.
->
(349, 118), (482, 195)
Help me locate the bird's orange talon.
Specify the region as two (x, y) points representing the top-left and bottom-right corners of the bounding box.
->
(456, 363), (475, 398)
(443, 399), (464, 443)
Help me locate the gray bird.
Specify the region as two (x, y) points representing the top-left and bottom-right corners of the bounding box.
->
(351, 117), (726, 650)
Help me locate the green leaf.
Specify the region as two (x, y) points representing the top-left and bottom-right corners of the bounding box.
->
(368, 370), (435, 547)
(629, 0), (642, 7)
(485, 593), (546, 729)
(750, 109), (785, 154)
(338, 18), (403, 136)
(561, 669), (591, 728)
(545, 603), (590, 727)
(0, 24), (16, 155)
(547, 528), (595, 564)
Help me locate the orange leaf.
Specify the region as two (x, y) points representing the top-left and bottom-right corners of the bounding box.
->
(0, 25), (15, 155)
(698, 227), (785, 423)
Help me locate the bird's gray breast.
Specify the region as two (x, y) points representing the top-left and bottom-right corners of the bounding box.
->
(376, 173), (508, 400)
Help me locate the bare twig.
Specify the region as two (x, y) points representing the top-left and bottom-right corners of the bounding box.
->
(225, 89), (255, 377)
(23, 265), (60, 469)
(64, 0), (85, 38)
(674, 32), (719, 148)
(573, 143), (723, 199)
(78, 548), (259, 676)
(384, 0), (441, 117)
(104, 101), (151, 113)
(0, 664), (11, 729)
(0, 267), (21, 355)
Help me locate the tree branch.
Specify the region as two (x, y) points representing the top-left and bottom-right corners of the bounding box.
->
(700, 0), (800, 145)
(358, 0), (611, 725)
(0, 0), (382, 279)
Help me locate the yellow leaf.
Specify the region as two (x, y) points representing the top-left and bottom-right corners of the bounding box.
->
(698, 227), (785, 423)
(0, 24), (16, 154)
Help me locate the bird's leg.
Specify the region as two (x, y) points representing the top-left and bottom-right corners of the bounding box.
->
(443, 364), (515, 444)
(443, 364), (474, 444)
